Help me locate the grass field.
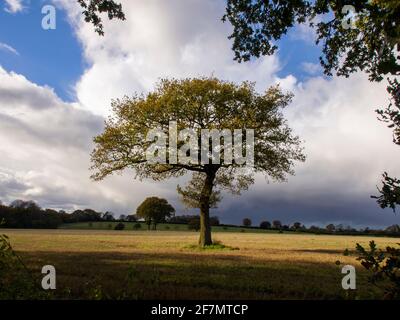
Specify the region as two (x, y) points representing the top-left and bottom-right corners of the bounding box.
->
(2, 229), (399, 299)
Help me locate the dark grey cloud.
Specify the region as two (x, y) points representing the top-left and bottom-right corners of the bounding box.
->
(213, 189), (400, 229)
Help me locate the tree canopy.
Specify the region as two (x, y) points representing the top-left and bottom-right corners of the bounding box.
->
(223, 0), (399, 81)
(136, 197), (175, 230)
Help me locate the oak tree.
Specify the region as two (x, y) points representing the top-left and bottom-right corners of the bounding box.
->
(136, 197), (175, 230)
(91, 77), (305, 246)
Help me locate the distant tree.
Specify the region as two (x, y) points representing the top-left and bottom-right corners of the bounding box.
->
(119, 214), (127, 221)
(242, 218), (252, 227)
(259, 221), (271, 229)
(272, 220), (282, 229)
(91, 77), (305, 246)
(168, 215), (192, 224)
(336, 224), (344, 232)
(136, 197), (175, 230)
(114, 222), (125, 230)
(10, 200), (39, 210)
(83, 209), (102, 221)
(210, 216), (220, 226)
(102, 211), (115, 221)
(309, 225), (322, 233)
(126, 214), (137, 222)
(385, 224), (400, 234)
(326, 224), (336, 233)
(133, 223), (142, 230)
(292, 222), (302, 230)
(0, 201), (62, 229)
(188, 217), (201, 231)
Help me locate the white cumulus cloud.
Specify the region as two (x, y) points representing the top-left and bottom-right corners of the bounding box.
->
(4, 0), (23, 13)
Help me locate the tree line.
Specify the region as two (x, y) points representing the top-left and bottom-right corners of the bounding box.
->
(1, 198), (398, 237)
(0, 200), (118, 229)
(243, 218), (400, 237)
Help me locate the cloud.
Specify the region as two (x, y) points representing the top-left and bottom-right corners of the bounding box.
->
(301, 62), (321, 75)
(289, 23), (317, 44)
(3, 0), (23, 13)
(0, 42), (19, 56)
(56, 0), (289, 117)
(225, 73), (400, 228)
(0, 66), (173, 214)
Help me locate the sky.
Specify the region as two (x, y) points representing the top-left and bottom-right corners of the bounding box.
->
(0, 0), (399, 228)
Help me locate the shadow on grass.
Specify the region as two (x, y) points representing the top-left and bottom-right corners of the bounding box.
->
(11, 249), (384, 300)
(183, 241), (240, 251)
(292, 249), (359, 256)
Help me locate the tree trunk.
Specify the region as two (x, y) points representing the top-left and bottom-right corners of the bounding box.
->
(199, 170), (216, 247)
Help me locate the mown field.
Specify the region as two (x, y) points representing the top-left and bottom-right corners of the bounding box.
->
(2, 229), (399, 300)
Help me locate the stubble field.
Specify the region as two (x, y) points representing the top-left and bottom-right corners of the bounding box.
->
(3, 229), (399, 299)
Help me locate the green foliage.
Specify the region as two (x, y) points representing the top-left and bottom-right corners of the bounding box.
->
(136, 197), (175, 230)
(292, 222), (302, 230)
(177, 173), (222, 209)
(184, 240), (239, 251)
(259, 221), (271, 229)
(0, 234), (47, 299)
(326, 223), (336, 233)
(187, 217), (200, 231)
(223, 0), (310, 62)
(272, 220), (282, 229)
(242, 218), (251, 227)
(373, 79), (400, 209)
(0, 201), (62, 229)
(77, 0), (125, 36)
(223, 0), (400, 81)
(377, 78), (400, 145)
(356, 241), (400, 299)
(373, 173), (400, 211)
(91, 77), (305, 245)
(133, 223), (142, 230)
(114, 222), (125, 230)
(91, 77), (305, 183)
(126, 214), (137, 222)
